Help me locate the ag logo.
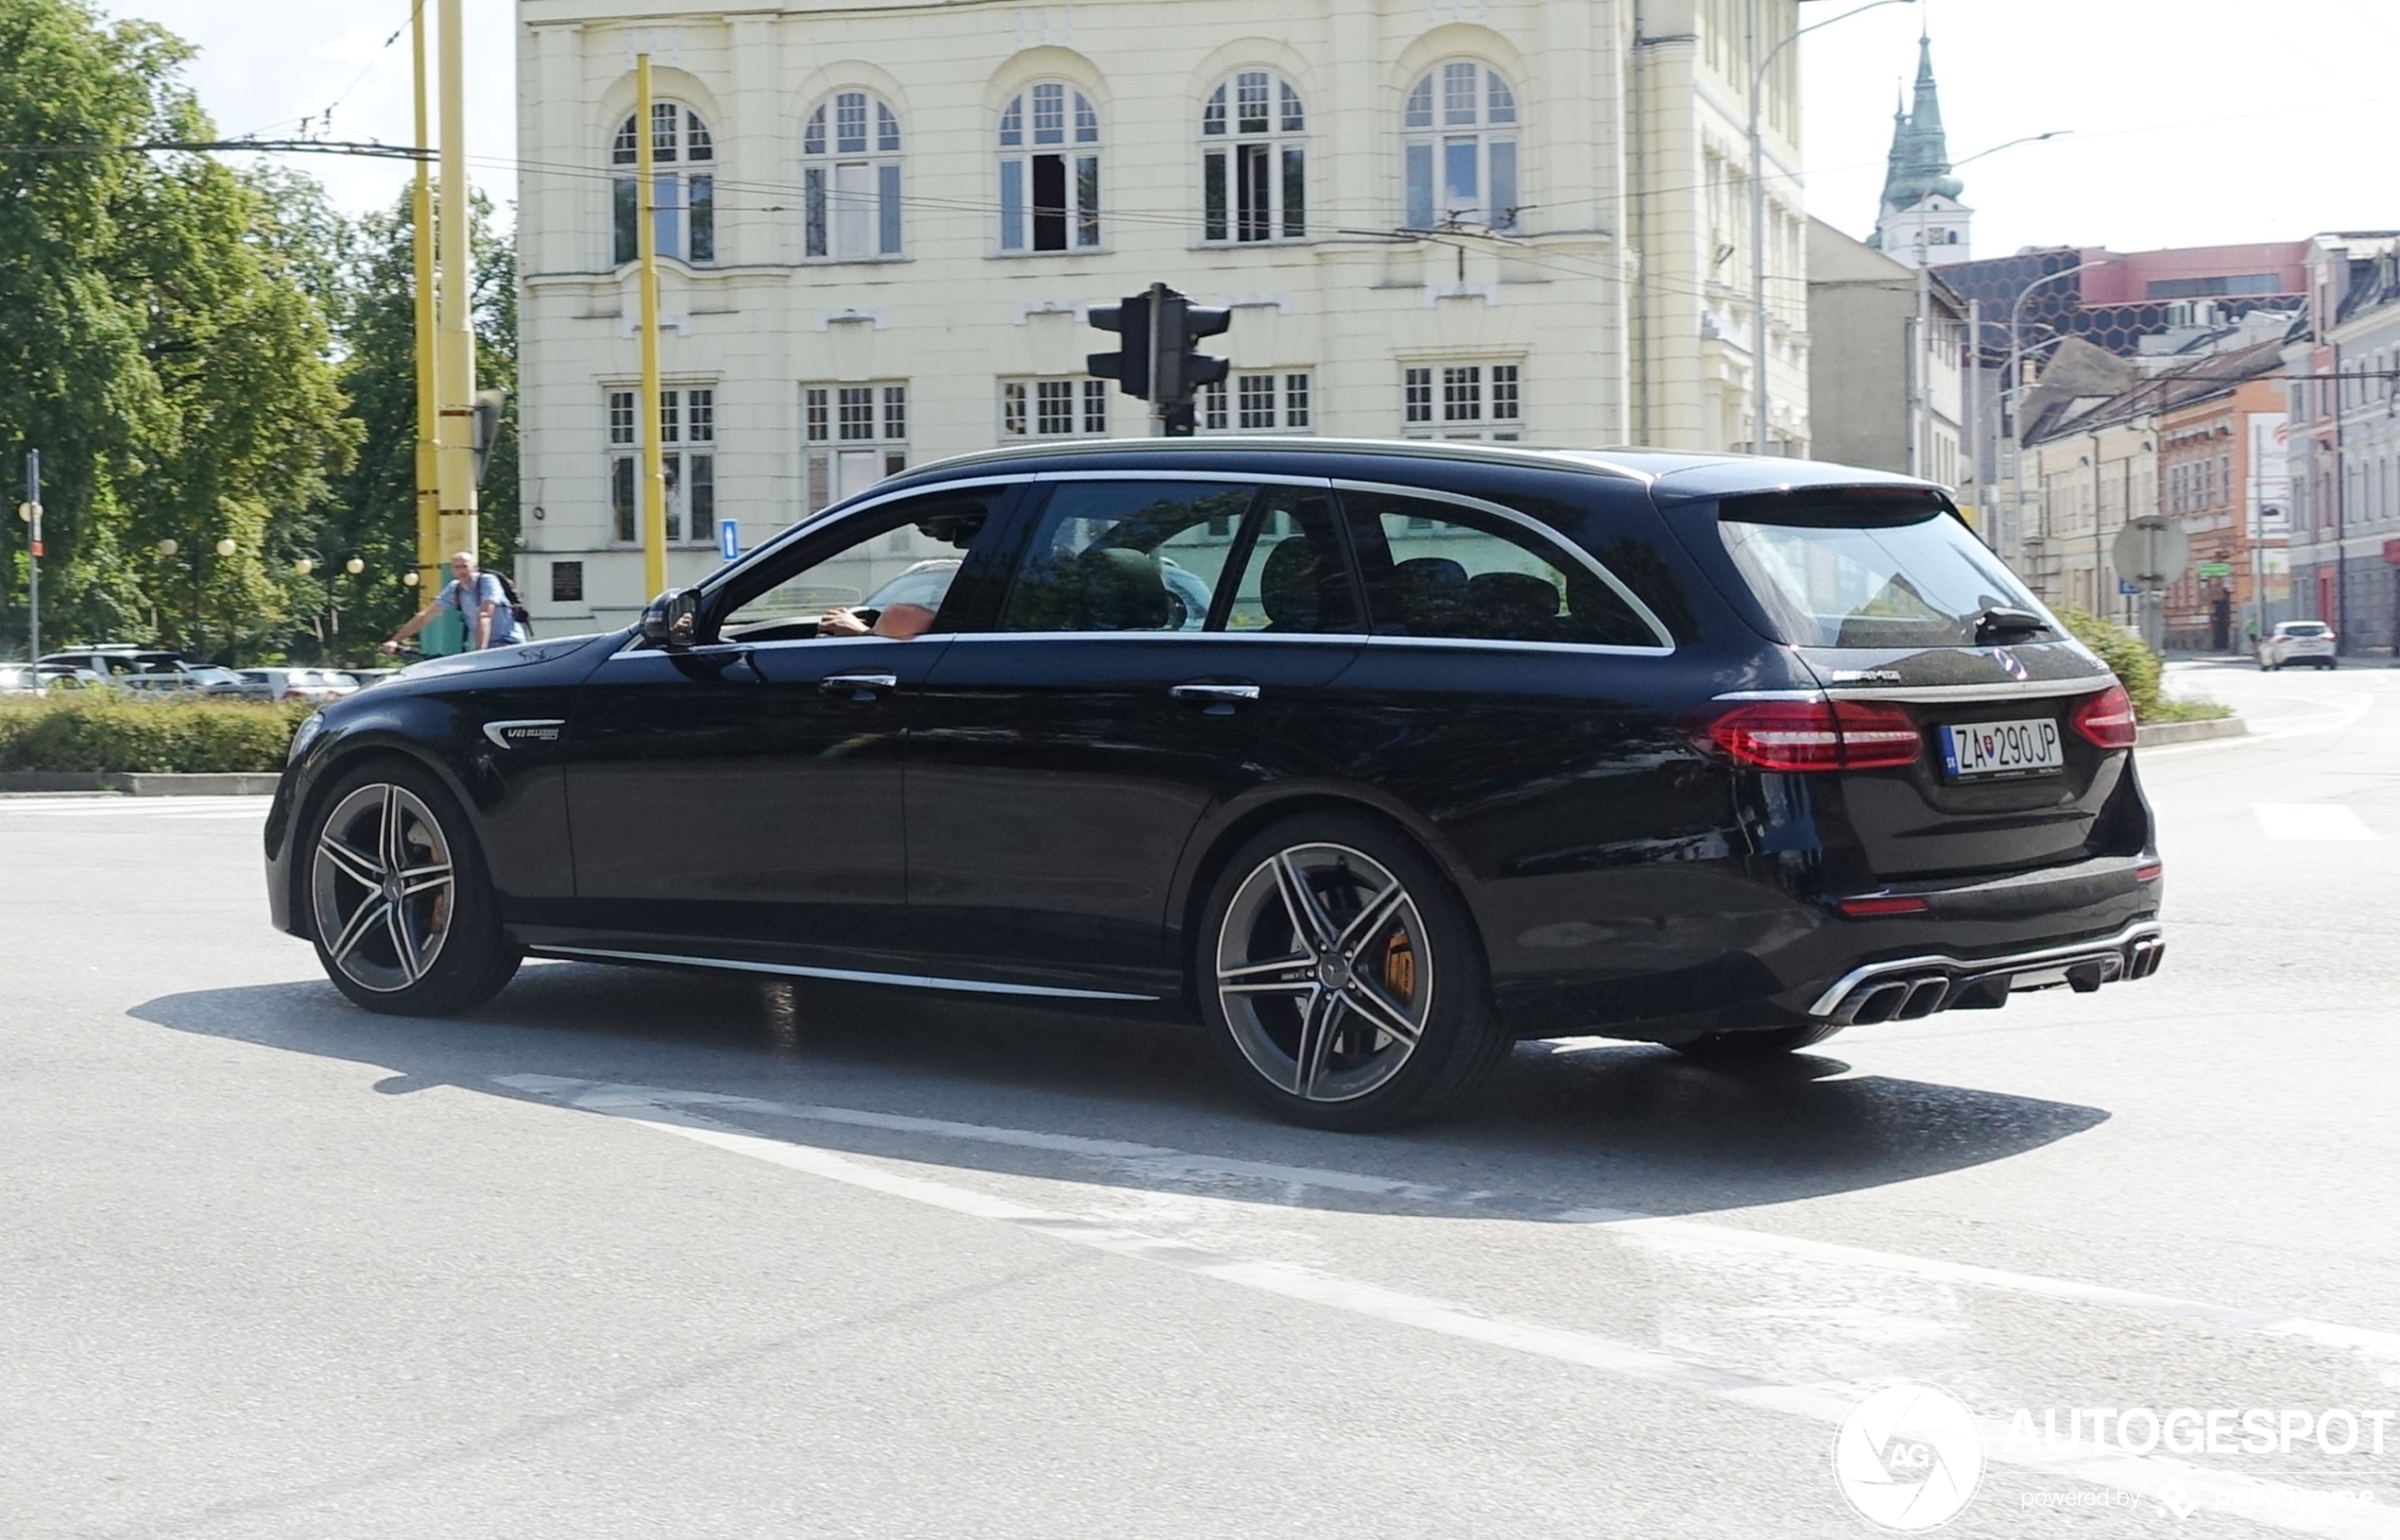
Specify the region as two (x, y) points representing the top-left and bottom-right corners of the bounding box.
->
(1832, 1382), (1983, 1531)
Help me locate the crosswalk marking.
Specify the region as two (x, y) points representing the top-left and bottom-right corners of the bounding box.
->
(0, 796), (268, 820)
(2254, 802), (2379, 842)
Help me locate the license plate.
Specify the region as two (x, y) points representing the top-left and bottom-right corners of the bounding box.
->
(1940, 717), (2064, 779)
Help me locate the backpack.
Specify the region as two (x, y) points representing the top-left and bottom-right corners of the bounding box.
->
(491, 570), (535, 638)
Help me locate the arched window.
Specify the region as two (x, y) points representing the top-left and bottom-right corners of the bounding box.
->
(1401, 61), (1517, 231)
(997, 81), (1100, 252)
(612, 103), (714, 265)
(803, 92), (903, 260)
(1201, 71), (1306, 243)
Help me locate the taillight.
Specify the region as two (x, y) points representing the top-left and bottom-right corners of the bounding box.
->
(2071, 684), (2138, 750)
(1702, 699), (1923, 772)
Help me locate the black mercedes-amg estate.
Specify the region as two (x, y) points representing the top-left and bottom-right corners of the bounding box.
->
(266, 439), (2163, 1128)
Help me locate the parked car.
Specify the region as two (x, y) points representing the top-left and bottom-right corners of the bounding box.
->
(39, 646), (193, 680)
(238, 667), (359, 703)
(113, 663), (250, 700)
(339, 668), (407, 693)
(266, 439), (2164, 1129)
(2257, 619), (2337, 671)
(0, 662), (43, 695)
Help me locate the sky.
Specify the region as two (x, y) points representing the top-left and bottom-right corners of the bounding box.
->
(97, 0), (2400, 257)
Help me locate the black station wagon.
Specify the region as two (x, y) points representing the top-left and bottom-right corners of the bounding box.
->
(266, 439), (2163, 1129)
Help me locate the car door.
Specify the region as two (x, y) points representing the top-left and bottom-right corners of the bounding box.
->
(561, 483), (1017, 970)
(904, 473), (1366, 996)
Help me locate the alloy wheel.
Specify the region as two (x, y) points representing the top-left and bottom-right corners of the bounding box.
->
(310, 782), (456, 994)
(1215, 842), (1432, 1103)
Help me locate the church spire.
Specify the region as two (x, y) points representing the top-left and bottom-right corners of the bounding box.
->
(1875, 33), (1963, 221)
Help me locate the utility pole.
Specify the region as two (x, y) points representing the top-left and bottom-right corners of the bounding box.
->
(1963, 299), (1980, 520)
(434, 0), (478, 570)
(635, 54), (668, 598)
(21, 450), (39, 662)
(410, 0), (439, 595)
(1913, 229), (1932, 479)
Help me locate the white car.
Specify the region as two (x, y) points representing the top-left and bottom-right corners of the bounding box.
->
(2258, 620), (2337, 671)
(238, 667), (360, 703)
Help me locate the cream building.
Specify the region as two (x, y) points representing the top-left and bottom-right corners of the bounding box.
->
(515, 0), (1810, 630)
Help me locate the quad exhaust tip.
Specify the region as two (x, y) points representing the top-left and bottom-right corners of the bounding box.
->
(1825, 927), (2164, 1024)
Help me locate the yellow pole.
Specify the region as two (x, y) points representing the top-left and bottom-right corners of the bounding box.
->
(410, 0), (438, 593)
(435, 0), (478, 565)
(635, 54), (668, 599)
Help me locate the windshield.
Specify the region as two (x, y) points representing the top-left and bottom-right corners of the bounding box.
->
(1718, 497), (2048, 649)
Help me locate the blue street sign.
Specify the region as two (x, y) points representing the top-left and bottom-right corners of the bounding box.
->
(2117, 579), (2140, 596)
(718, 519), (740, 561)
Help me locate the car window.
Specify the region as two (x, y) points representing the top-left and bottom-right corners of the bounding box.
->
(718, 488), (1003, 642)
(1219, 487), (1361, 634)
(2281, 623), (2326, 637)
(1342, 489), (1660, 646)
(997, 481), (1257, 633)
(1718, 494), (2045, 649)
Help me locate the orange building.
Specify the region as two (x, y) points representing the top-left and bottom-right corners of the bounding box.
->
(2157, 371), (2289, 652)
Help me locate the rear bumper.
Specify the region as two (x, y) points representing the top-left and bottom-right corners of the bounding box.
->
(1808, 916), (2164, 1023)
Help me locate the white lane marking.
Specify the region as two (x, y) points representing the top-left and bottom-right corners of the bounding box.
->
(2255, 803), (2380, 842)
(494, 1076), (2400, 1363)
(506, 1078), (2400, 1540)
(2139, 688), (2376, 756)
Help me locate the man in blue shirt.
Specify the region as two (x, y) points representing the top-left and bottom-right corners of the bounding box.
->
(384, 551), (527, 654)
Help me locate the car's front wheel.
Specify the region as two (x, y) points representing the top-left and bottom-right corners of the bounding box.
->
(1197, 813), (1511, 1131)
(304, 760), (520, 1016)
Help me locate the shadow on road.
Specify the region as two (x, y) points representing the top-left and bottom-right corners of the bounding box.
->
(129, 960), (2109, 1223)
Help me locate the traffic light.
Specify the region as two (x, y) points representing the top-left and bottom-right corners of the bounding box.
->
(1086, 292), (1152, 401)
(1088, 283), (1232, 435)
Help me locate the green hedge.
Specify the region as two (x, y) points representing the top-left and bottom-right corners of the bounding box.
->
(2050, 607), (2230, 723)
(0, 694), (316, 773)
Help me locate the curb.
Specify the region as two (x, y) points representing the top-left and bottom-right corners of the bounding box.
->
(2136, 716), (2247, 747)
(0, 771), (279, 796)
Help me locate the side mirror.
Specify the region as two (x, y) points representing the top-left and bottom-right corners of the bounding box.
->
(640, 588), (701, 648)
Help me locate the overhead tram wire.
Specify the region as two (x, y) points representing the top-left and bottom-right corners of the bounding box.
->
(0, 139), (429, 162)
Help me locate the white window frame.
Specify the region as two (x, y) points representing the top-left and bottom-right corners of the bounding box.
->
(1200, 70), (1307, 245)
(1000, 377), (1110, 440)
(1400, 361), (1522, 440)
(801, 382), (910, 516)
(803, 91), (904, 262)
(1199, 371), (1314, 434)
(997, 80), (1102, 253)
(606, 385), (719, 545)
(1401, 60), (1519, 231)
(612, 103), (714, 265)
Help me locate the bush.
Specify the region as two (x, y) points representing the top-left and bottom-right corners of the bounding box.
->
(0, 693), (315, 773)
(2049, 606), (2231, 722)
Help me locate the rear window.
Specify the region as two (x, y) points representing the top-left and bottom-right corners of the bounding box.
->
(1717, 491), (2046, 649)
(2280, 623), (2328, 638)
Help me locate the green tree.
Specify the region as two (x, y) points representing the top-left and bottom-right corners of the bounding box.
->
(315, 187), (516, 661)
(0, 0), (359, 663)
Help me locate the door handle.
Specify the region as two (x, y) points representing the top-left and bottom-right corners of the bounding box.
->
(1170, 682), (1261, 703)
(821, 671), (900, 698)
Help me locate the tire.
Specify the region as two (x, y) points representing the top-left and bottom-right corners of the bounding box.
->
(1670, 1021), (1845, 1062)
(302, 758), (521, 1016)
(1196, 812), (1510, 1131)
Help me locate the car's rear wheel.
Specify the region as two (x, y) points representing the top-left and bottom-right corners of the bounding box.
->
(1198, 813), (1510, 1131)
(305, 760), (520, 1016)
(1670, 1021), (1845, 1062)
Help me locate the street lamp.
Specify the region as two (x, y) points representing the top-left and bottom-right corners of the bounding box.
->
(1751, 0), (1919, 456)
(2007, 259), (2113, 557)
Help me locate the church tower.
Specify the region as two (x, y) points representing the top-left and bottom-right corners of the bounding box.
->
(1869, 33), (1973, 268)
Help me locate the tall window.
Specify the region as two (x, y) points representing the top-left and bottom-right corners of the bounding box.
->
(613, 104), (714, 265)
(1201, 71), (1306, 243)
(802, 383), (909, 515)
(1000, 377), (1109, 439)
(803, 92), (903, 260)
(998, 81), (1101, 252)
(1401, 362), (1521, 440)
(1200, 372), (1312, 433)
(1402, 61), (1518, 231)
(607, 386), (717, 544)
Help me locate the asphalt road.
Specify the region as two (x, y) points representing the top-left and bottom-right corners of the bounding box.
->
(5, 659), (2398, 1539)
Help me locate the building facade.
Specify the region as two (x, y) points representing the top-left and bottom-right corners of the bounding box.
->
(514, 0), (1810, 631)
(2154, 373), (2287, 651)
(2286, 234), (2400, 657)
(1805, 215), (1963, 482)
